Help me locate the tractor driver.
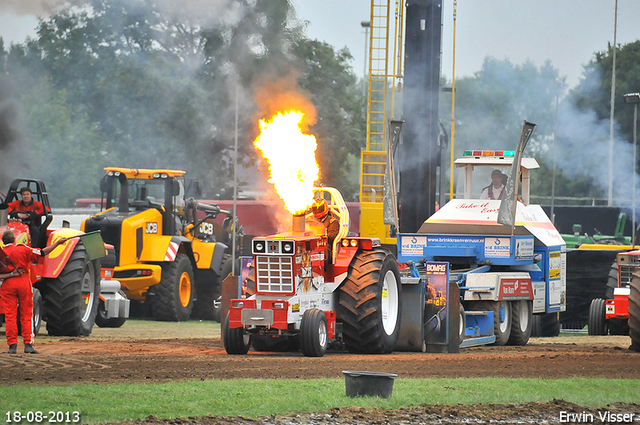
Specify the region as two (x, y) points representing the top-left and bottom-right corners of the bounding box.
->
(311, 198), (340, 260)
(479, 170), (506, 200)
(8, 188), (47, 244)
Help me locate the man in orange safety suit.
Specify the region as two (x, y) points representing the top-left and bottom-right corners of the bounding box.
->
(0, 230), (70, 354)
(7, 187), (48, 246)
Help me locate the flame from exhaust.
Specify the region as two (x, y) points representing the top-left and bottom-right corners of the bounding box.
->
(254, 110), (319, 215)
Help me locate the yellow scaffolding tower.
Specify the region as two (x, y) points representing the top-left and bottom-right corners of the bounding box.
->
(360, 0), (404, 244)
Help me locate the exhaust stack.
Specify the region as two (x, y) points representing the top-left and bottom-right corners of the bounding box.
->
(292, 214), (305, 233)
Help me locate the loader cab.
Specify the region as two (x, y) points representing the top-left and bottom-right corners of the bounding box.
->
(100, 168), (186, 236)
(453, 150), (539, 204)
(0, 179), (53, 248)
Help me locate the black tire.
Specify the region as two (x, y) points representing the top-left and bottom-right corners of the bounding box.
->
(337, 249), (402, 354)
(300, 309), (328, 357)
(588, 298), (607, 336)
(192, 255), (235, 322)
(508, 300), (532, 345)
(629, 272), (640, 352)
(44, 243), (100, 336)
(458, 303), (466, 345)
(32, 288), (42, 336)
(531, 312), (560, 337)
(606, 262), (618, 299)
(251, 335), (300, 352)
(470, 301), (511, 346)
(151, 254), (194, 321)
(223, 312), (251, 354)
(95, 290), (128, 328)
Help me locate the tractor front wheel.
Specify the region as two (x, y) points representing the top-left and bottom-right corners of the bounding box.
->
(223, 313), (251, 354)
(337, 249), (402, 354)
(300, 309), (328, 357)
(95, 290), (128, 328)
(588, 298), (607, 335)
(32, 288), (42, 335)
(44, 243), (100, 336)
(629, 273), (640, 351)
(151, 254), (194, 321)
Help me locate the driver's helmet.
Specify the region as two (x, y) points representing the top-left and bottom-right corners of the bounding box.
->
(312, 198), (329, 219)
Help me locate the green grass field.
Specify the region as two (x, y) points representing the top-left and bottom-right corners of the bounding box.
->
(2, 377), (639, 424)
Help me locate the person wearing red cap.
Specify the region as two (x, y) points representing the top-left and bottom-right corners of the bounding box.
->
(0, 230), (70, 354)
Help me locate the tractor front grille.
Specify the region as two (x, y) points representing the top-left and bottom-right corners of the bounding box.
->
(619, 265), (639, 285)
(255, 255), (294, 293)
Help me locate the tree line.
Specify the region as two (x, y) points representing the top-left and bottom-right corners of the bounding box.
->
(1, 0), (638, 208)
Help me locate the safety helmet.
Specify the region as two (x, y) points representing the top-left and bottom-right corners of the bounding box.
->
(312, 198), (329, 219)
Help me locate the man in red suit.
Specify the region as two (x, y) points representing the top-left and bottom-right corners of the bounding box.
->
(7, 187), (47, 245)
(0, 230), (70, 354)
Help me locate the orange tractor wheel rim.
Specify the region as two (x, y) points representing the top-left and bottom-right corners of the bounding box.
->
(179, 272), (191, 308)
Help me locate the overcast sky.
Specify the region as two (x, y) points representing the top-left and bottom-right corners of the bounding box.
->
(1, 1), (639, 89)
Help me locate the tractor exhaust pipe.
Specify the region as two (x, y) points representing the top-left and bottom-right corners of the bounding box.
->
(292, 214), (305, 233)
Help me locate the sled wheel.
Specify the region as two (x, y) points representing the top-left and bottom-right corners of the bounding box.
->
(471, 300), (511, 346)
(458, 303), (466, 345)
(508, 300), (532, 345)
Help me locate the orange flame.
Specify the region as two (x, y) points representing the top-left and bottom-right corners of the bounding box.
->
(254, 110), (319, 215)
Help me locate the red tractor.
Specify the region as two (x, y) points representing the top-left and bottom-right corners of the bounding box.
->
(588, 249), (640, 351)
(223, 187), (402, 357)
(0, 179), (106, 336)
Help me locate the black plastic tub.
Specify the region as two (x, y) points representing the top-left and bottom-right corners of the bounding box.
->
(342, 370), (398, 398)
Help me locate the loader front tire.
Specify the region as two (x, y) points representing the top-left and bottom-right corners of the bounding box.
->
(151, 254), (194, 321)
(300, 309), (328, 357)
(628, 272), (640, 351)
(337, 249), (402, 354)
(588, 298), (607, 335)
(508, 300), (532, 345)
(44, 243), (100, 336)
(223, 312), (251, 354)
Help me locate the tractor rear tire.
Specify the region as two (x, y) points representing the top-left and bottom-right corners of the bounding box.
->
(95, 290), (128, 328)
(44, 243), (100, 336)
(588, 298), (607, 335)
(337, 249), (402, 354)
(471, 301), (511, 346)
(508, 300), (532, 345)
(251, 335), (299, 352)
(300, 309), (328, 357)
(531, 312), (560, 337)
(151, 254), (194, 322)
(223, 312), (251, 354)
(605, 262), (618, 299)
(629, 272), (640, 352)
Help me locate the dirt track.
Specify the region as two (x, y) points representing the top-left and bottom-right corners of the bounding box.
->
(2, 321), (639, 424)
